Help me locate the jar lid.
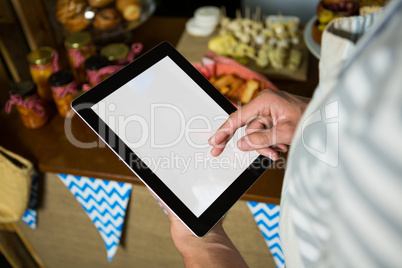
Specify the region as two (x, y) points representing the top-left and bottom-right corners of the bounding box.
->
(65, 31), (92, 49)
(27, 47), (54, 65)
(48, 70), (74, 86)
(100, 43), (129, 61)
(9, 81), (37, 97)
(85, 55), (109, 70)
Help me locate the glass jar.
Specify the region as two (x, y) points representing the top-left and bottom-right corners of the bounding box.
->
(65, 31), (96, 84)
(48, 70), (79, 118)
(100, 42), (143, 65)
(85, 55), (109, 87)
(100, 43), (144, 65)
(27, 47), (59, 101)
(6, 81), (49, 129)
(100, 43), (129, 65)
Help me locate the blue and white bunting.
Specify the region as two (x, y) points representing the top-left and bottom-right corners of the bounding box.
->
(22, 174), (39, 229)
(153, 196), (168, 216)
(57, 174), (132, 261)
(247, 201), (285, 268)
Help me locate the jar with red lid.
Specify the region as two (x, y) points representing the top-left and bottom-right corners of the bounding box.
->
(48, 70), (79, 118)
(5, 81), (49, 129)
(27, 46), (59, 101)
(65, 31), (96, 84)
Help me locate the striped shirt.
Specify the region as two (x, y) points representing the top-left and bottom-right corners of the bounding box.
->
(279, 1), (402, 267)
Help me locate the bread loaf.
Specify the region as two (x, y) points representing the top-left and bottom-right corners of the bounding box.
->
(116, 0), (141, 21)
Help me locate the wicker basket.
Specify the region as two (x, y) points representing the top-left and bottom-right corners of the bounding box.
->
(0, 146), (34, 223)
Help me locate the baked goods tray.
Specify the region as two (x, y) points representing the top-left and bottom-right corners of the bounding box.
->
(176, 28), (309, 82)
(48, 0), (155, 43)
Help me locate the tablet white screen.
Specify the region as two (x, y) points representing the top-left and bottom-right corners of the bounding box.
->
(92, 56), (259, 217)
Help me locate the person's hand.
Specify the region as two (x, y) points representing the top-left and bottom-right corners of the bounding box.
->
(167, 207), (226, 257)
(152, 193), (248, 268)
(209, 88), (310, 160)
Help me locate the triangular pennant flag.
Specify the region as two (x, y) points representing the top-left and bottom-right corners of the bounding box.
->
(22, 174), (39, 229)
(153, 196), (168, 216)
(57, 174), (132, 261)
(247, 201), (285, 268)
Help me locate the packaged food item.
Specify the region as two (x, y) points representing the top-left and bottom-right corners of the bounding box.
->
(48, 70), (79, 117)
(100, 42), (143, 65)
(27, 47), (59, 101)
(65, 31), (96, 84)
(83, 55), (123, 91)
(5, 81), (49, 129)
(85, 55), (109, 87)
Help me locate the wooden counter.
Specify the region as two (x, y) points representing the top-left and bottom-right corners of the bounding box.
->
(0, 16), (319, 205)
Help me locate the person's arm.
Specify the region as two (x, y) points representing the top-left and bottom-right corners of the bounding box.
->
(153, 194), (248, 268)
(170, 216), (248, 268)
(209, 88), (310, 159)
(156, 89), (310, 267)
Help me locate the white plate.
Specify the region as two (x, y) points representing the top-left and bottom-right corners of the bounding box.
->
(304, 16), (321, 59)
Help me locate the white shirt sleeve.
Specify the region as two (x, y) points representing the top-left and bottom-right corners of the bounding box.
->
(280, 1), (402, 267)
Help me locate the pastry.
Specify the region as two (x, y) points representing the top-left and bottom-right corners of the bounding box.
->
(220, 76), (243, 95)
(210, 74), (263, 104)
(88, 0), (115, 8)
(225, 78), (243, 95)
(93, 8), (122, 30)
(116, 0), (141, 21)
(56, 0), (87, 24)
(239, 80), (259, 104)
(64, 12), (91, 32)
(211, 74), (235, 89)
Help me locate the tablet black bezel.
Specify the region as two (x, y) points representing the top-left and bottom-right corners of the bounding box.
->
(71, 42), (272, 237)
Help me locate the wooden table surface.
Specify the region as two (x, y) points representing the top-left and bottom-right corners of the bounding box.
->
(0, 16), (319, 205)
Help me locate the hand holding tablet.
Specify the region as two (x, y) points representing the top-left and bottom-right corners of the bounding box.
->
(208, 88), (309, 160)
(71, 42), (273, 237)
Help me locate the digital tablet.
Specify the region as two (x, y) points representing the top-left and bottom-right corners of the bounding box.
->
(71, 42), (272, 237)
